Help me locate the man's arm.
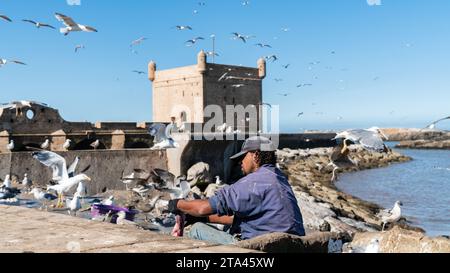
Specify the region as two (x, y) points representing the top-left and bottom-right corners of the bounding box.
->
(176, 199), (214, 217)
(207, 214), (234, 226)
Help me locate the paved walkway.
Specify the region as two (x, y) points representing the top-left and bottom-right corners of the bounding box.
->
(0, 205), (258, 253)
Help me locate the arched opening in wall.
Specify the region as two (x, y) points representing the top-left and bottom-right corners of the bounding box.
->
(126, 142), (150, 149)
(26, 109), (35, 120)
(72, 138), (107, 150)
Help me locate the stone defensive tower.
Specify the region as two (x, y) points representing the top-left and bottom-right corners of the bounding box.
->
(148, 51), (266, 132)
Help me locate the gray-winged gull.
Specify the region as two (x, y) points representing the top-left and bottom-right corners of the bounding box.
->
(22, 19), (55, 29)
(32, 151), (91, 208)
(424, 116), (450, 130)
(55, 13), (98, 36)
(376, 201), (403, 231)
(333, 126), (389, 153)
(40, 139), (50, 150)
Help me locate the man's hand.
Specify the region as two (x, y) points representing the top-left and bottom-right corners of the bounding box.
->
(168, 199), (182, 215)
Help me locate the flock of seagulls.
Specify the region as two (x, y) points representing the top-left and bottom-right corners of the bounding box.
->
(1, 12), (98, 67)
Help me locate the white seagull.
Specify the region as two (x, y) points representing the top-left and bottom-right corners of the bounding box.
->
(333, 127), (389, 153)
(185, 37), (204, 46)
(425, 116), (450, 130)
(102, 196), (114, 206)
(6, 140), (14, 151)
(174, 25), (192, 31)
(90, 139), (100, 150)
(30, 188), (57, 210)
(376, 201), (403, 231)
(131, 37), (147, 47)
(63, 139), (72, 150)
(2, 175), (11, 189)
(66, 192), (82, 216)
(0, 59), (27, 67)
(74, 45), (85, 53)
(149, 123), (179, 150)
(32, 151), (91, 208)
(41, 139), (50, 150)
(22, 19), (56, 29)
(55, 13), (98, 36)
(22, 173), (32, 189)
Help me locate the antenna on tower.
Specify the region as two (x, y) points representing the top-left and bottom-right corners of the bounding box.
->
(210, 34), (216, 64)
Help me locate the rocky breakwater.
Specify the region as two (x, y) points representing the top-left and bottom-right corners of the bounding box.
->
(344, 226), (450, 253)
(277, 146), (450, 252)
(383, 128), (450, 150)
(277, 147), (412, 236)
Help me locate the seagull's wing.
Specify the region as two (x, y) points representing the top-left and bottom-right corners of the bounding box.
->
(22, 19), (36, 25)
(0, 15), (12, 22)
(67, 156), (80, 178)
(355, 130), (386, 152)
(152, 169), (176, 186)
(32, 151), (69, 181)
(41, 23), (56, 29)
(55, 13), (77, 27)
(10, 60), (26, 65)
(426, 116), (450, 129)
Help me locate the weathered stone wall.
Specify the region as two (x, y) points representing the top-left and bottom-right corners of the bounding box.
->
(204, 64), (262, 131)
(152, 65), (205, 124)
(0, 150), (167, 195)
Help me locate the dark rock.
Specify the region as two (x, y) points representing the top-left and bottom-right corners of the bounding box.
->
(235, 231), (348, 253)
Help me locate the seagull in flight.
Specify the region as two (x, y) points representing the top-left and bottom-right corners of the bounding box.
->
(333, 127), (389, 153)
(133, 70), (146, 75)
(297, 83), (313, 88)
(131, 37), (147, 47)
(231, 32), (247, 43)
(282, 64), (290, 69)
(425, 116), (450, 130)
(174, 25), (192, 30)
(265, 55), (278, 62)
(55, 13), (98, 36)
(255, 43), (272, 48)
(278, 93), (290, 97)
(205, 51), (219, 57)
(74, 44), (85, 53)
(185, 37), (204, 46)
(22, 19), (56, 29)
(0, 15), (12, 22)
(32, 151), (91, 208)
(0, 58), (27, 67)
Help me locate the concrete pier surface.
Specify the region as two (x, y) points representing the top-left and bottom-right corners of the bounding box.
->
(0, 205), (258, 253)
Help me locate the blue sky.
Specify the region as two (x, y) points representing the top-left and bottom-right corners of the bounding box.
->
(1, 0), (449, 132)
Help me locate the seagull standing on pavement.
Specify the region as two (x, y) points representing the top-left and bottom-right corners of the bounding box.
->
(41, 139), (50, 150)
(90, 139), (100, 150)
(63, 139), (72, 150)
(6, 140), (14, 151)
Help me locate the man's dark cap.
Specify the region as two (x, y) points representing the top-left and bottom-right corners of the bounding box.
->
(230, 136), (276, 160)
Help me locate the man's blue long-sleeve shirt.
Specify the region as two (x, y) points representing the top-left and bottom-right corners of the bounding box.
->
(208, 164), (305, 240)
